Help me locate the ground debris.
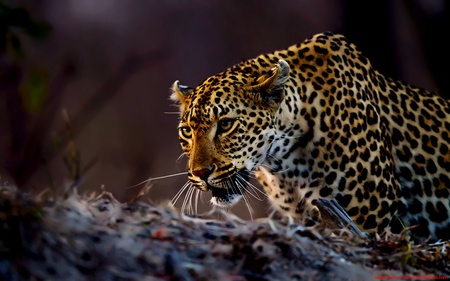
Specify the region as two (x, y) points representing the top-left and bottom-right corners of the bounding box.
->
(0, 184), (448, 281)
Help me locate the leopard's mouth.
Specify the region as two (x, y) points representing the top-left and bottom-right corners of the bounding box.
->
(208, 182), (243, 207)
(195, 171), (250, 207)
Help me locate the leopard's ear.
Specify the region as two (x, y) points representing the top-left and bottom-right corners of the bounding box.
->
(249, 60), (290, 107)
(171, 80), (193, 106)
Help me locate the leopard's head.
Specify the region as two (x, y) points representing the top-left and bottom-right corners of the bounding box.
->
(171, 60), (290, 207)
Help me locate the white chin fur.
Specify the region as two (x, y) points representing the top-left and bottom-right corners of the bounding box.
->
(210, 194), (242, 207)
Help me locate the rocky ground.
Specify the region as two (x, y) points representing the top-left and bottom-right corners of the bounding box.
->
(0, 183), (449, 281)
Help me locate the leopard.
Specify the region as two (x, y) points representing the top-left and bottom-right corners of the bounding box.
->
(170, 32), (450, 241)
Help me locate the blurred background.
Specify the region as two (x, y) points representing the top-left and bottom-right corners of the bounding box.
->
(1, 0), (448, 219)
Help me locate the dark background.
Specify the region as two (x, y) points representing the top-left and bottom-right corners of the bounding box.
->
(1, 0), (448, 219)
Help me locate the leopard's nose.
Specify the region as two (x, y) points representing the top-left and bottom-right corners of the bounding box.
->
(192, 168), (213, 180)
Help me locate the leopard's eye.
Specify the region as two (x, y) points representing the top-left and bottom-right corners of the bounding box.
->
(179, 126), (192, 139)
(217, 119), (235, 135)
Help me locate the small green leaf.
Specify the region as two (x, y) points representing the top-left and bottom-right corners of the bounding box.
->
(24, 18), (52, 40)
(19, 66), (49, 115)
(6, 32), (25, 59)
(1, 3), (51, 41)
(9, 7), (51, 40)
(52, 131), (62, 150)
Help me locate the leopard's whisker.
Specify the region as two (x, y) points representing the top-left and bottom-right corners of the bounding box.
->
(187, 188), (194, 215)
(236, 173), (266, 200)
(235, 177), (259, 201)
(227, 180), (236, 196)
(180, 187), (189, 214)
(171, 181), (191, 206)
(194, 188), (200, 214)
(176, 153), (187, 163)
(189, 187), (197, 215)
(267, 166), (292, 174)
(125, 172), (188, 189)
(181, 185), (195, 214)
(258, 163), (276, 171)
(200, 189), (208, 203)
(232, 179), (254, 221)
(248, 158), (289, 175)
(265, 153), (293, 174)
(244, 181), (266, 201)
(273, 135), (302, 140)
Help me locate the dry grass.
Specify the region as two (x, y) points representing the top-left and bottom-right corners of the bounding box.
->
(0, 183), (448, 281)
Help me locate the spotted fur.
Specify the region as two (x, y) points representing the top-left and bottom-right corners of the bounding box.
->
(171, 32), (450, 240)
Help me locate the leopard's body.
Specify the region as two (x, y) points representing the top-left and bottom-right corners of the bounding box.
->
(171, 32), (450, 240)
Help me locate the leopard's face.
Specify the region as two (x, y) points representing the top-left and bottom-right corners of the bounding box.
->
(171, 61), (290, 206)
